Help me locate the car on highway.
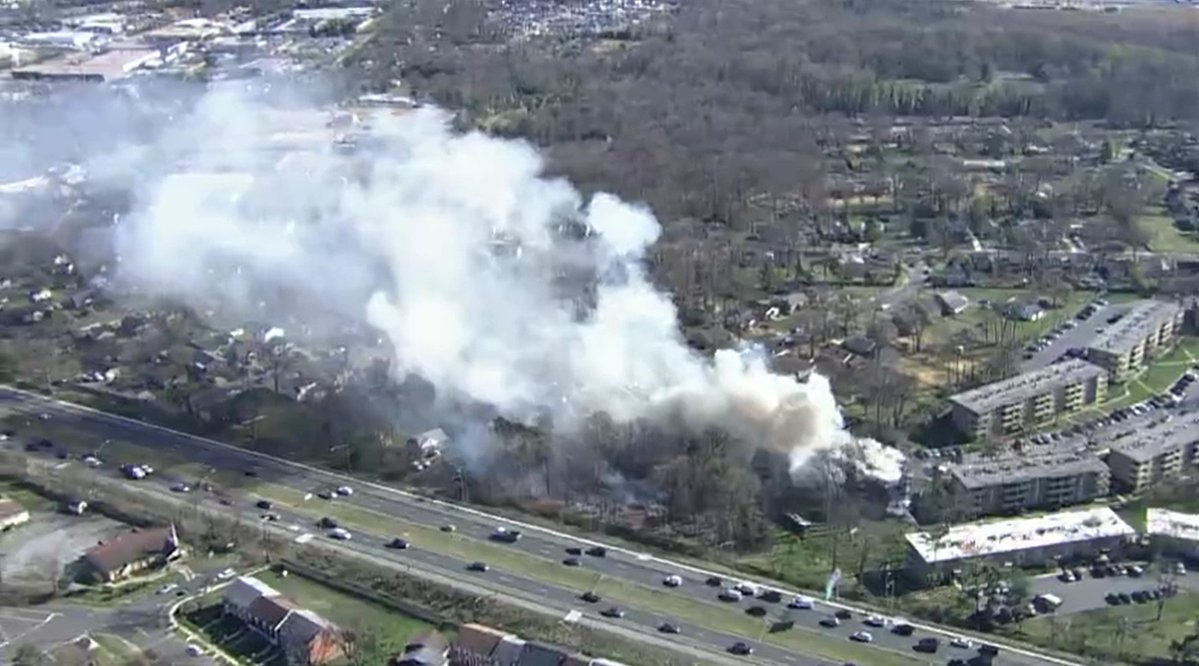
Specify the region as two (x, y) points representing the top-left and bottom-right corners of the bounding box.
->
(705, 575), (722, 586)
(727, 642), (753, 656)
(834, 609), (852, 620)
(565, 547), (582, 556)
(718, 587), (742, 602)
(586, 546), (607, 557)
(170, 483), (191, 493)
(157, 583), (178, 595)
(915, 637), (940, 653)
(788, 595), (813, 609)
(949, 636), (973, 649)
(37, 412), (50, 421)
(663, 574), (682, 587)
(82, 454), (101, 467)
(386, 538), (409, 550)
(335, 485), (353, 496)
(491, 527), (522, 543)
(863, 614), (886, 627)
(185, 644), (204, 657)
(580, 591), (601, 603)
(317, 517), (339, 529)
(328, 527), (352, 540)
(260, 513), (280, 522)
(734, 581), (759, 596)
(467, 561), (489, 572)
(563, 557), (581, 567)
(600, 607), (624, 619)
(891, 620), (915, 636)
(745, 606), (767, 617)
(819, 616), (840, 628)
(849, 631), (872, 643)
(256, 500), (273, 510)
(658, 622), (680, 634)
(317, 490), (335, 500)
(440, 524), (456, 533)
(215, 568), (236, 581)
(244, 469), (259, 477)
(758, 589), (782, 603)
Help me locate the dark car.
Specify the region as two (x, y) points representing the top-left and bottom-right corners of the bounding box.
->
(705, 576), (723, 587)
(37, 439), (53, 449)
(915, 637), (939, 653)
(1118, 592), (1132, 604)
(819, 617), (840, 628)
(1105, 592), (1120, 605)
(244, 469), (259, 477)
(600, 607), (623, 619)
(834, 609), (852, 620)
(56, 450), (68, 459)
(565, 547), (582, 556)
(658, 622), (680, 634)
(948, 660), (967, 666)
(758, 590), (782, 603)
(728, 642), (753, 656)
(891, 622), (915, 636)
(580, 591), (601, 603)
(563, 557), (581, 567)
(386, 538), (409, 550)
(467, 562), (489, 572)
(978, 643), (1000, 656)
(317, 517), (338, 529)
(745, 606), (767, 617)
(255, 500), (272, 510)
(317, 490), (334, 500)
(586, 546), (607, 557)
(24, 442), (39, 452)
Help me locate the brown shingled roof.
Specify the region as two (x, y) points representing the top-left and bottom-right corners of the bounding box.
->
(83, 527), (174, 574)
(453, 623), (505, 657)
(248, 594), (296, 630)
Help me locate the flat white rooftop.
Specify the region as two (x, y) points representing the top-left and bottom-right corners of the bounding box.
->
(907, 507), (1134, 564)
(1146, 508), (1199, 543)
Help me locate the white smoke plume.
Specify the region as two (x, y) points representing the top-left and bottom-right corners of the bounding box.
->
(109, 84), (904, 484)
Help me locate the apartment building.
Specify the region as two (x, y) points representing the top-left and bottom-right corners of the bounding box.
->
(1085, 300), (1184, 383)
(949, 444), (1111, 518)
(1106, 410), (1199, 492)
(1146, 508), (1199, 560)
(948, 359), (1108, 439)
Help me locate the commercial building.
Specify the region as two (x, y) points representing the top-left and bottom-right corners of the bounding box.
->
(948, 359), (1108, 439)
(1085, 300), (1184, 383)
(1145, 508), (1199, 560)
(82, 525), (183, 582)
(905, 507), (1135, 577)
(1105, 410), (1199, 492)
(948, 445), (1110, 518)
(11, 47), (159, 83)
(223, 576), (344, 666)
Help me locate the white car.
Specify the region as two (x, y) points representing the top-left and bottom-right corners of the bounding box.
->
(216, 568), (236, 581)
(735, 582), (759, 596)
(335, 485), (353, 496)
(185, 644), (204, 657)
(37, 413), (50, 421)
(718, 587), (743, 602)
(788, 595), (813, 609)
(156, 583), (178, 595)
(949, 636), (974, 649)
(663, 574), (683, 588)
(328, 527), (352, 540)
(850, 631), (873, 643)
(83, 455), (101, 468)
(864, 614), (886, 627)
(170, 483), (191, 493)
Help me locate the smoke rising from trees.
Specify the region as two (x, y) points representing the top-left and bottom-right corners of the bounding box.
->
(68, 84), (903, 483)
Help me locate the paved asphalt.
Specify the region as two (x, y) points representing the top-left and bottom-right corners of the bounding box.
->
(1020, 302), (1126, 372)
(1029, 567), (1199, 616)
(0, 386), (1079, 666)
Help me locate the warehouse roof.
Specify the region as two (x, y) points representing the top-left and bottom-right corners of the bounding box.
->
(1146, 508), (1199, 543)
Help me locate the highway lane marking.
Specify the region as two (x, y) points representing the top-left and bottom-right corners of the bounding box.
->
(9, 386), (1078, 666)
(0, 611), (59, 648)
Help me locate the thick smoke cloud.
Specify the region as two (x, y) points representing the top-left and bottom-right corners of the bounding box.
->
(107, 85), (904, 484)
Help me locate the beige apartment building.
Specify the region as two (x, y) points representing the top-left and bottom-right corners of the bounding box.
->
(949, 444), (1111, 518)
(1106, 411), (1199, 492)
(949, 359), (1108, 440)
(1085, 300), (1184, 383)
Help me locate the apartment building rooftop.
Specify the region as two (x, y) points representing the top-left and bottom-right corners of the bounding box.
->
(948, 359), (1106, 414)
(1146, 508), (1199, 543)
(906, 507), (1135, 564)
(1107, 410), (1199, 463)
(1087, 300), (1180, 355)
(950, 444), (1107, 490)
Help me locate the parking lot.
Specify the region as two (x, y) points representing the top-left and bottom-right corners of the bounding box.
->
(0, 510), (128, 584)
(1021, 299), (1125, 371)
(1031, 564), (1199, 616)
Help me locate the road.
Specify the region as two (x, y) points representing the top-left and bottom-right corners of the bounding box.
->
(1020, 301), (1128, 372)
(0, 385), (1080, 666)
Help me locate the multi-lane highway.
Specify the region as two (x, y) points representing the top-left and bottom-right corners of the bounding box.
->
(0, 385), (1079, 666)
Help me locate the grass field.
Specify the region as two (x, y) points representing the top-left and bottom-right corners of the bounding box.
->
(255, 569), (438, 652)
(1141, 206), (1199, 253)
(1000, 591), (1199, 664)
(1070, 336), (1199, 420)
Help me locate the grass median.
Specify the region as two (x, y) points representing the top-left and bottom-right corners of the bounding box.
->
(263, 487), (929, 666)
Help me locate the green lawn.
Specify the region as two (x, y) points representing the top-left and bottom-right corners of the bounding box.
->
(737, 524), (909, 593)
(1068, 336), (1199, 420)
(255, 570), (437, 652)
(0, 478), (56, 511)
(999, 591), (1199, 664)
(1141, 206), (1199, 253)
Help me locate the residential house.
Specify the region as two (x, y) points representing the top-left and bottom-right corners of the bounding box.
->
(1005, 302), (1044, 322)
(82, 525), (183, 582)
(221, 576), (344, 666)
(0, 498), (30, 531)
(451, 623), (506, 666)
(391, 630), (449, 666)
(518, 642), (570, 666)
(935, 290), (969, 316)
